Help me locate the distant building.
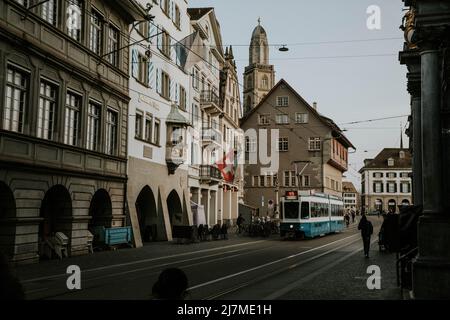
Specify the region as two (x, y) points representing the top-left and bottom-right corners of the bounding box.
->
(241, 79), (355, 216)
(359, 148), (412, 214)
(342, 182), (359, 212)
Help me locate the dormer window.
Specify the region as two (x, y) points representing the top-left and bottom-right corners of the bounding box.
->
(399, 151), (405, 159)
(388, 158), (395, 167)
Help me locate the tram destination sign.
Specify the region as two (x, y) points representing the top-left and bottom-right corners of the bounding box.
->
(285, 190), (298, 200)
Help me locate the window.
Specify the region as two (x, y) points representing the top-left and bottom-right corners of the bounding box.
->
(161, 71), (170, 99)
(401, 182), (411, 193)
(373, 172), (383, 178)
(283, 171), (296, 187)
(4, 66), (28, 133)
(66, 0), (83, 41)
(175, 5), (181, 28)
(107, 25), (119, 67)
(37, 80), (57, 140)
(41, 0), (57, 26)
(163, 0), (169, 15)
(275, 114), (289, 124)
(138, 54), (149, 85)
(87, 101), (101, 151)
(387, 172), (397, 178)
(400, 172), (409, 178)
(192, 68), (200, 89)
(258, 114), (270, 125)
(276, 96), (289, 107)
(145, 114), (153, 142)
(303, 175), (310, 187)
(64, 91), (82, 146)
(138, 21), (149, 37)
(388, 158), (395, 167)
(247, 76), (252, 89)
(253, 176), (259, 186)
(245, 137), (257, 152)
(90, 9), (102, 55)
(154, 118), (160, 145)
(295, 113), (308, 124)
(161, 31), (171, 57)
(308, 137), (321, 151)
(261, 75), (268, 89)
(373, 182), (383, 193)
(387, 182), (397, 193)
(259, 175), (265, 187)
(179, 86), (186, 110)
(105, 109), (118, 155)
(135, 111), (143, 139)
(278, 137), (289, 151)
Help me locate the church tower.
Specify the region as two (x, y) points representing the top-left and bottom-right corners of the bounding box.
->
(243, 18), (275, 114)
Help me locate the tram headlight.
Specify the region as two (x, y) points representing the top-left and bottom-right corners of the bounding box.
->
(290, 225), (293, 229)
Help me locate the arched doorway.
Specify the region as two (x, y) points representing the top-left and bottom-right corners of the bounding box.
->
(388, 199), (397, 213)
(375, 199), (383, 213)
(167, 190), (183, 227)
(89, 189), (113, 230)
(0, 182), (16, 257)
(39, 185), (72, 258)
(136, 186), (160, 242)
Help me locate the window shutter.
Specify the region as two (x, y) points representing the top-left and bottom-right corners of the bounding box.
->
(169, 77), (174, 101)
(170, 1), (174, 20)
(131, 48), (138, 78)
(149, 22), (156, 44)
(147, 58), (153, 87)
(160, 0), (164, 10)
(157, 25), (162, 51)
(156, 68), (161, 94)
(170, 38), (176, 62)
(175, 83), (179, 104)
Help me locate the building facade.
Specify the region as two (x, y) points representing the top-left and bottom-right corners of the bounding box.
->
(242, 20), (275, 115)
(241, 79), (354, 216)
(359, 148), (412, 214)
(342, 181), (359, 212)
(126, 0), (193, 247)
(184, 7), (242, 227)
(0, 0), (144, 263)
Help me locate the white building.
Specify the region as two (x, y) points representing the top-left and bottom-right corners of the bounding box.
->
(359, 148), (412, 214)
(127, 0), (193, 247)
(342, 181), (359, 212)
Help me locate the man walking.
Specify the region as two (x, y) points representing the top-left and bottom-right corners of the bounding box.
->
(358, 213), (373, 258)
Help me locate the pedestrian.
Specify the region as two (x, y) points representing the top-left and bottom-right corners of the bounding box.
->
(358, 213), (374, 258)
(351, 210), (356, 223)
(344, 212), (350, 227)
(152, 268), (188, 300)
(236, 214), (245, 234)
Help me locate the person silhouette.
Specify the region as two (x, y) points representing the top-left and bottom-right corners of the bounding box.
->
(0, 252), (25, 300)
(152, 268), (188, 300)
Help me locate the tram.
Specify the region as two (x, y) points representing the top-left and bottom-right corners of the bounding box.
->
(280, 190), (345, 238)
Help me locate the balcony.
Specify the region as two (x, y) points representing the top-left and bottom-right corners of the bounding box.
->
(200, 90), (222, 116)
(201, 125), (222, 147)
(200, 165), (222, 185)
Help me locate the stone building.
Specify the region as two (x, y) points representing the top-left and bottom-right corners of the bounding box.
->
(0, 0), (144, 263)
(399, 0), (450, 298)
(126, 0), (193, 247)
(242, 19), (275, 115)
(342, 181), (359, 212)
(359, 148), (412, 214)
(240, 79), (354, 216)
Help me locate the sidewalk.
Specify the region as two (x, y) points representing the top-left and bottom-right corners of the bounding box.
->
(280, 236), (402, 300)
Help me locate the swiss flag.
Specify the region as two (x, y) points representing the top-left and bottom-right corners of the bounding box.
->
(216, 149), (235, 183)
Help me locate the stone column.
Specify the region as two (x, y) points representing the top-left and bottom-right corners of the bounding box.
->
(411, 94), (423, 205)
(201, 189), (210, 226)
(413, 47), (450, 299)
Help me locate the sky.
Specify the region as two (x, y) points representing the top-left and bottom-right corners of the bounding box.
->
(190, 0), (410, 190)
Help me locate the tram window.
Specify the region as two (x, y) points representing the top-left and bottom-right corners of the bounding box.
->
(301, 202), (309, 219)
(284, 202), (299, 219)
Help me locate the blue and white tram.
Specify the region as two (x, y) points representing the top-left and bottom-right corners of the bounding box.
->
(280, 191), (345, 238)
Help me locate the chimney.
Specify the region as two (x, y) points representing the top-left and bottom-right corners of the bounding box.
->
(313, 102), (317, 110)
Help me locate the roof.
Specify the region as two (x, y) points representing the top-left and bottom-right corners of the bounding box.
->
(240, 79), (355, 149)
(187, 7), (214, 20)
(342, 182), (358, 193)
(252, 25), (267, 39)
(359, 148), (412, 172)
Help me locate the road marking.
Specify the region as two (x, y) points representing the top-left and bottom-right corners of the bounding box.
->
(264, 238), (379, 299)
(21, 239), (268, 284)
(187, 234), (359, 291)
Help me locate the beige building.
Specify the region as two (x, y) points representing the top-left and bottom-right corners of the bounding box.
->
(342, 181), (359, 212)
(359, 148), (412, 214)
(241, 79), (355, 216)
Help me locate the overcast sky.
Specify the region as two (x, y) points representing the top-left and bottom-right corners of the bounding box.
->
(190, 0), (410, 190)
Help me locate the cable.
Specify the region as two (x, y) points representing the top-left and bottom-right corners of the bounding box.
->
(338, 115), (410, 126)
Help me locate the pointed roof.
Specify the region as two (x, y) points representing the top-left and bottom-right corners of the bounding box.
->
(166, 104), (191, 126)
(342, 181), (358, 193)
(240, 79), (355, 149)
